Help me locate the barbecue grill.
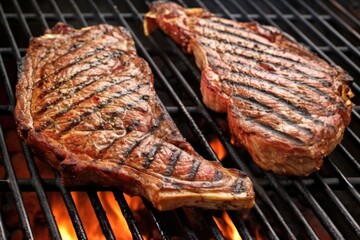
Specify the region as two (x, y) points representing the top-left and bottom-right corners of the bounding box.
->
(0, 0), (359, 239)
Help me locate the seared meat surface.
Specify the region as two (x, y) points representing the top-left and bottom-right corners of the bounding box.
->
(144, 2), (353, 176)
(15, 23), (254, 210)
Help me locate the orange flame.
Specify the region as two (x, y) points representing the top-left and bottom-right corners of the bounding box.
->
(210, 137), (228, 161)
(213, 211), (242, 240)
(254, 225), (263, 240)
(52, 192), (144, 239)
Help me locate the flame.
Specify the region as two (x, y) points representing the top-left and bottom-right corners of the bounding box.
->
(52, 192), (145, 239)
(209, 137), (227, 160)
(213, 211), (242, 240)
(254, 225), (263, 240)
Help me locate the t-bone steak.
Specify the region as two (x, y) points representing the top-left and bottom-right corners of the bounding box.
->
(15, 22), (255, 210)
(144, 1), (354, 176)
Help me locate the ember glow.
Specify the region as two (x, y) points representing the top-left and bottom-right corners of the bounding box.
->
(209, 137), (228, 160)
(213, 211), (242, 240)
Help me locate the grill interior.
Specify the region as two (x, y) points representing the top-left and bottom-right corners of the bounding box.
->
(0, 0), (359, 239)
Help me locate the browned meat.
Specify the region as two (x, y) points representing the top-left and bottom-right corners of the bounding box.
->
(144, 2), (354, 176)
(15, 22), (254, 210)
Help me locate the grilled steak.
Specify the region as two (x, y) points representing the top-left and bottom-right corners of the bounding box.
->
(144, 2), (354, 176)
(15, 22), (254, 210)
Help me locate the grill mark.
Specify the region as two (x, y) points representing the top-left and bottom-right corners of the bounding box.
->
(231, 179), (245, 194)
(206, 54), (335, 103)
(203, 18), (276, 47)
(44, 30), (106, 66)
(34, 29), (104, 71)
(123, 132), (152, 158)
(36, 76), (102, 115)
(217, 47), (333, 88)
(214, 170), (223, 181)
(143, 144), (162, 169)
(38, 50), (123, 99)
(164, 150), (182, 177)
(188, 159), (201, 181)
(198, 34), (328, 76)
(221, 78), (328, 127)
(232, 94), (313, 136)
(242, 114), (305, 145)
(213, 66), (326, 111)
(60, 83), (150, 134)
(35, 79), (144, 132)
(198, 20), (322, 69)
(96, 97), (152, 157)
(122, 113), (165, 159)
(44, 47), (106, 79)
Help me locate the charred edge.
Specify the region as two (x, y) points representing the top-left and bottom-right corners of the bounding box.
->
(35, 76), (134, 132)
(232, 94), (313, 136)
(207, 54), (335, 104)
(38, 50), (123, 99)
(164, 150), (182, 177)
(122, 113), (165, 159)
(231, 179), (245, 194)
(198, 36), (330, 77)
(36, 76), (102, 115)
(222, 78), (330, 128)
(143, 144), (162, 169)
(188, 159), (201, 181)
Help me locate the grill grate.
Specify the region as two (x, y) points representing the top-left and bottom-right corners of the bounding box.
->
(0, 0), (359, 239)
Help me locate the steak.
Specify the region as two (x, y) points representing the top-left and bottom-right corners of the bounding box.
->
(144, 2), (354, 176)
(15, 22), (255, 211)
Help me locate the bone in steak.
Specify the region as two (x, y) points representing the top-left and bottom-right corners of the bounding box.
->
(15, 23), (254, 210)
(144, 2), (354, 176)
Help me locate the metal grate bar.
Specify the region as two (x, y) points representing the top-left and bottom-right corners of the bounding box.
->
(294, 180), (344, 239)
(0, 2), (21, 60)
(264, 173), (319, 240)
(0, 127), (34, 239)
(113, 191), (143, 240)
(21, 142), (62, 239)
(314, 172), (360, 237)
(338, 143), (360, 171)
(298, 0), (360, 57)
(0, 212), (6, 240)
(0, 54), (14, 106)
(87, 191), (116, 240)
(329, 0), (360, 26)
(175, 209), (199, 240)
(68, 0), (87, 26)
(316, 0), (360, 41)
(12, 0), (32, 39)
(30, 0), (48, 29)
(277, 0), (360, 78)
(200, 210), (225, 240)
(48, 0), (66, 23)
(327, 158), (360, 204)
(228, 211), (253, 240)
(142, 200), (171, 240)
(55, 172), (87, 240)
